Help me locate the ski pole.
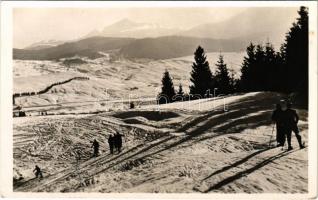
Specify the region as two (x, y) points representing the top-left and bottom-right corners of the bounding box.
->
(268, 124), (275, 148)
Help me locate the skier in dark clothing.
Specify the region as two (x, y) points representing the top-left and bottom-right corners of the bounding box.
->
(108, 134), (115, 154)
(271, 103), (286, 147)
(114, 132), (123, 153)
(33, 165), (43, 178)
(284, 103), (305, 151)
(91, 139), (99, 157)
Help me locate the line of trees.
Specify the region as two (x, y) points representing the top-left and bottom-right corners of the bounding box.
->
(240, 6), (308, 104)
(13, 76), (90, 105)
(157, 46), (236, 104)
(158, 6), (308, 106)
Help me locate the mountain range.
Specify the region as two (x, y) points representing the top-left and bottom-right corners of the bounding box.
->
(14, 36), (246, 60)
(15, 8), (298, 60)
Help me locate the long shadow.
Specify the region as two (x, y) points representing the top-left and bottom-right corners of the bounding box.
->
(203, 149), (295, 193)
(81, 143), (145, 168)
(214, 110), (272, 134)
(15, 142), (146, 191)
(178, 93), (282, 134)
(99, 135), (174, 167)
(17, 132), (173, 191)
(176, 109), (225, 133)
(81, 93), (284, 188)
(90, 92), (286, 188)
(103, 93), (284, 167)
(27, 93), (285, 191)
(141, 108), (272, 159)
(93, 135), (175, 176)
(13, 177), (37, 189)
(33, 135), (176, 191)
(27, 95), (272, 189)
(201, 147), (272, 182)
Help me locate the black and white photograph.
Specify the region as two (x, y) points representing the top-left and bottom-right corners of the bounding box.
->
(0, 1), (317, 198)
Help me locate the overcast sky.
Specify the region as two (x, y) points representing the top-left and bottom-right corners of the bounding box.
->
(13, 7), (298, 48)
(13, 8), (250, 48)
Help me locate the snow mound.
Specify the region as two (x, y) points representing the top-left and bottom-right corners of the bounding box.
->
(113, 110), (180, 121)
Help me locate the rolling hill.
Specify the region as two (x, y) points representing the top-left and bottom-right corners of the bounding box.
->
(13, 37), (135, 60)
(13, 36), (246, 61)
(119, 36), (246, 59)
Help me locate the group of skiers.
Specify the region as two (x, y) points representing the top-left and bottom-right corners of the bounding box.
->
(272, 101), (305, 151)
(32, 132), (124, 179)
(91, 132), (124, 157)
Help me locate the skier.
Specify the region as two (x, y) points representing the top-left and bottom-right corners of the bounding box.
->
(91, 139), (100, 157)
(271, 103), (286, 147)
(114, 132), (123, 153)
(284, 103), (305, 150)
(108, 134), (115, 154)
(33, 165), (43, 178)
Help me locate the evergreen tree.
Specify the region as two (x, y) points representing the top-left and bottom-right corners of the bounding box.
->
(238, 6), (308, 104)
(266, 43), (285, 92)
(264, 42), (276, 91)
(189, 46), (215, 98)
(177, 83), (184, 96)
(239, 43), (256, 91)
(158, 69), (176, 104)
(282, 6), (308, 103)
(173, 83), (185, 102)
(274, 46), (285, 92)
(215, 55), (232, 95)
(229, 69), (238, 93)
(254, 44), (267, 90)
(240, 42), (285, 92)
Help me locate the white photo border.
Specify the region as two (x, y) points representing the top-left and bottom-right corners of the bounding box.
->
(0, 1), (317, 199)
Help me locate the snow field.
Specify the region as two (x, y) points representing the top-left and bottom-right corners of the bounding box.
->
(13, 92), (308, 193)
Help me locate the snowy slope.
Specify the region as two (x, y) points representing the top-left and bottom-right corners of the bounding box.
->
(13, 92), (308, 193)
(13, 52), (245, 108)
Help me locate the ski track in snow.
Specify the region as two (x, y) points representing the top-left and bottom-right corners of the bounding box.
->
(13, 92), (308, 193)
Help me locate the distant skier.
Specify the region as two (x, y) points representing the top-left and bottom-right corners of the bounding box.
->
(33, 165), (43, 179)
(91, 139), (100, 157)
(283, 103), (305, 150)
(271, 103), (286, 147)
(108, 134), (115, 154)
(114, 132), (123, 153)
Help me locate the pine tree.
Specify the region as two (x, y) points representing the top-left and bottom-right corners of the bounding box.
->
(158, 69), (176, 104)
(282, 6), (308, 104)
(263, 42), (275, 91)
(254, 44), (267, 90)
(189, 46), (214, 98)
(239, 43), (256, 91)
(240, 42), (285, 92)
(264, 42), (285, 92)
(173, 83), (185, 102)
(229, 69), (237, 93)
(275, 46), (285, 92)
(177, 83), (184, 96)
(215, 55), (231, 95)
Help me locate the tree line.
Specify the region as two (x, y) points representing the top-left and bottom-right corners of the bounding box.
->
(13, 76), (90, 105)
(158, 6), (308, 106)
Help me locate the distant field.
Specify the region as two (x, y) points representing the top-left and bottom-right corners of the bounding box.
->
(13, 52), (245, 107)
(13, 72), (82, 94)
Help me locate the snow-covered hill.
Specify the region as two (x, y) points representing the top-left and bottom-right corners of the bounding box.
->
(13, 92), (308, 193)
(13, 52), (245, 108)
